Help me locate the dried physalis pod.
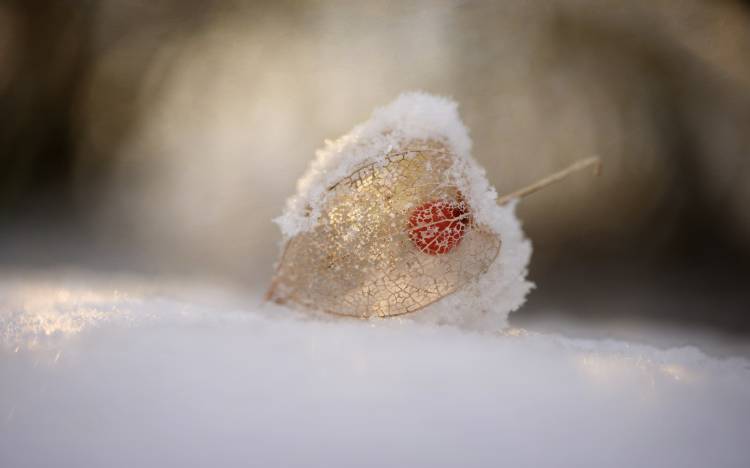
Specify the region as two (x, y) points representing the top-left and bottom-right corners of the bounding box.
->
(268, 140), (501, 318)
(268, 92), (598, 322)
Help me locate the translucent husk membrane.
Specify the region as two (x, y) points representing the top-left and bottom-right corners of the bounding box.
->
(269, 92), (532, 325)
(268, 140), (501, 318)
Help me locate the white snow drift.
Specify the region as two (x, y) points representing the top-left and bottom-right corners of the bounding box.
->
(1, 272), (749, 468)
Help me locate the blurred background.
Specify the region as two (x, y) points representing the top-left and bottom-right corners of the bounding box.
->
(1, 0), (749, 345)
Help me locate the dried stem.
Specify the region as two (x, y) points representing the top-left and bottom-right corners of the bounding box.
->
(496, 157), (602, 206)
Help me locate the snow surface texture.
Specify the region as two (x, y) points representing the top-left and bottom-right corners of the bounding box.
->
(274, 92), (533, 326)
(1, 272), (750, 468)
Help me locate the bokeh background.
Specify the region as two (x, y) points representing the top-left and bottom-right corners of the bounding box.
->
(2, 0), (749, 346)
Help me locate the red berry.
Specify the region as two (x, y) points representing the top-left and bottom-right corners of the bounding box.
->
(407, 198), (471, 255)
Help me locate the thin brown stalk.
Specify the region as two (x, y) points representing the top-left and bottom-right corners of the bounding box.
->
(496, 157), (602, 206)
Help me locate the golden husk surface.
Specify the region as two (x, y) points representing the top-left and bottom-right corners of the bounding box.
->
(269, 141), (501, 317)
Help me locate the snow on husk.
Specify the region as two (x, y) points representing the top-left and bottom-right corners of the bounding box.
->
(274, 92), (533, 326)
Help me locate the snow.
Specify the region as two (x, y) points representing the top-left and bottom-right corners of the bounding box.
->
(2, 272), (750, 468)
(272, 92), (533, 325)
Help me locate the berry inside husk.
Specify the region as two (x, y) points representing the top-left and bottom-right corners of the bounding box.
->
(408, 198), (471, 255)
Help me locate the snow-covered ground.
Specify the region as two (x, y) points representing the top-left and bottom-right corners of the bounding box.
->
(1, 271), (749, 468)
